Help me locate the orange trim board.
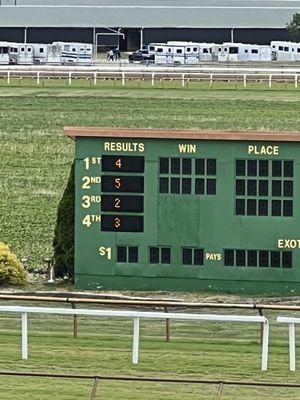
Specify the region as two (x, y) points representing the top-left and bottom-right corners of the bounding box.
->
(64, 127), (300, 142)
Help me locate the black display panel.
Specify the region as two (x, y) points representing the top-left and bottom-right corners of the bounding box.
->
(101, 176), (144, 193)
(102, 155), (144, 172)
(101, 215), (144, 232)
(101, 195), (144, 212)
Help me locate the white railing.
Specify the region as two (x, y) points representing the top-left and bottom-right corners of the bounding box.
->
(0, 69), (298, 88)
(277, 316), (300, 371)
(0, 305), (269, 370)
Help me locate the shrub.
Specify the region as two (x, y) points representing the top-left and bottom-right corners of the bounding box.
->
(0, 242), (26, 285)
(53, 162), (74, 279)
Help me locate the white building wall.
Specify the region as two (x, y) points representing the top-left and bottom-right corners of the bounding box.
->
(0, 1), (299, 28)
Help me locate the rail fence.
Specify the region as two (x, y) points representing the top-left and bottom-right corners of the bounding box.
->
(0, 305), (269, 370)
(1, 293), (300, 342)
(0, 70), (299, 88)
(1, 371), (300, 400)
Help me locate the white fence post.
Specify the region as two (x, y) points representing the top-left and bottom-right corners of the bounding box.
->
(295, 74), (298, 89)
(243, 74), (247, 88)
(37, 71), (40, 85)
(7, 71), (10, 85)
(93, 72), (97, 86)
(151, 73), (155, 87)
(210, 74), (213, 89)
(68, 71), (72, 85)
(261, 320), (269, 371)
(182, 73), (185, 87)
(269, 74), (272, 88)
(122, 72), (125, 86)
(289, 323), (296, 371)
(132, 317), (140, 364)
(21, 312), (28, 360)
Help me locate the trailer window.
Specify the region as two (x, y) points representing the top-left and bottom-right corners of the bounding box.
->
(279, 46), (283, 51)
(186, 47), (191, 52)
(27, 48), (32, 52)
(245, 49), (248, 53)
(40, 48), (44, 53)
(176, 49), (183, 54)
(229, 47), (238, 54)
(72, 48), (76, 52)
(168, 48), (171, 52)
(284, 47), (289, 52)
(149, 46), (154, 51)
(157, 48), (163, 53)
(193, 47), (198, 52)
(298, 48), (300, 53)
(2, 47), (8, 54)
(20, 47), (25, 52)
(203, 48), (209, 53)
(251, 49), (259, 54)
(224, 48), (228, 52)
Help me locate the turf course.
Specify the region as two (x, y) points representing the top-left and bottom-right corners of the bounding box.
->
(1, 86), (300, 266)
(0, 303), (300, 399)
(0, 86), (300, 398)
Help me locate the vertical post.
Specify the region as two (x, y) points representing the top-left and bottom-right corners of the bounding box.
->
(24, 27), (27, 44)
(181, 73), (185, 87)
(151, 73), (155, 87)
(71, 303), (78, 339)
(258, 308), (263, 344)
(230, 27), (234, 43)
(261, 320), (269, 371)
(7, 71), (10, 85)
(210, 74), (213, 89)
(21, 312), (28, 360)
(164, 307), (170, 342)
(68, 71), (72, 85)
(90, 377), (99, 400)
(243, 74), (247, 88)
(37, 71), (40, 85)
(216, 382), (224, 400)
(93, 72), (97, 86)
(289, 323), (296, 371)
(92, 26), (96, 63)
(122, 72), (125, 86)
(295, 74), (298, 89)
(140, 27), (144, 49)
(132, 317), (140, 364)
(269, 74), (272, 88)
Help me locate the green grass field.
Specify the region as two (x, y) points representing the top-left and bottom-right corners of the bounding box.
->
(1, 85), (300, 398)
(1, 86), (300, 266)
(0, 302), (300, 399)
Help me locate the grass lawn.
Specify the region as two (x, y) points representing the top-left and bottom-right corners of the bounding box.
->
(0, 302), (299, 399)
(0, 85), (300, 398)
(0, 86), (300, 266)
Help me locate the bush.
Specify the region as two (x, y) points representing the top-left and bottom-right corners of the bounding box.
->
(53, 162), (74, 279)
(0, 242), (26, 285)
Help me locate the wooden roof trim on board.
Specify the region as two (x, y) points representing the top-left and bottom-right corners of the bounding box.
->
(64, 127), (300, 142)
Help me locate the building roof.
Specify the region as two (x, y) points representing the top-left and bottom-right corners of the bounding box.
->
(0, 1), (299, 28)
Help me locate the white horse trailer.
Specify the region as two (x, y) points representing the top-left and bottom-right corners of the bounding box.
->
(167, 41), (200, 64)
(148, 43), (172, 64)
(45, 42), (62, 64)
(32, 44), (48, 64)
(0, 42), (10, 64)
(271, 41), (300, 61)
(217, 43), (271, 62)
(55, 42), (93, 65)
(9, 43), (34, 65)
